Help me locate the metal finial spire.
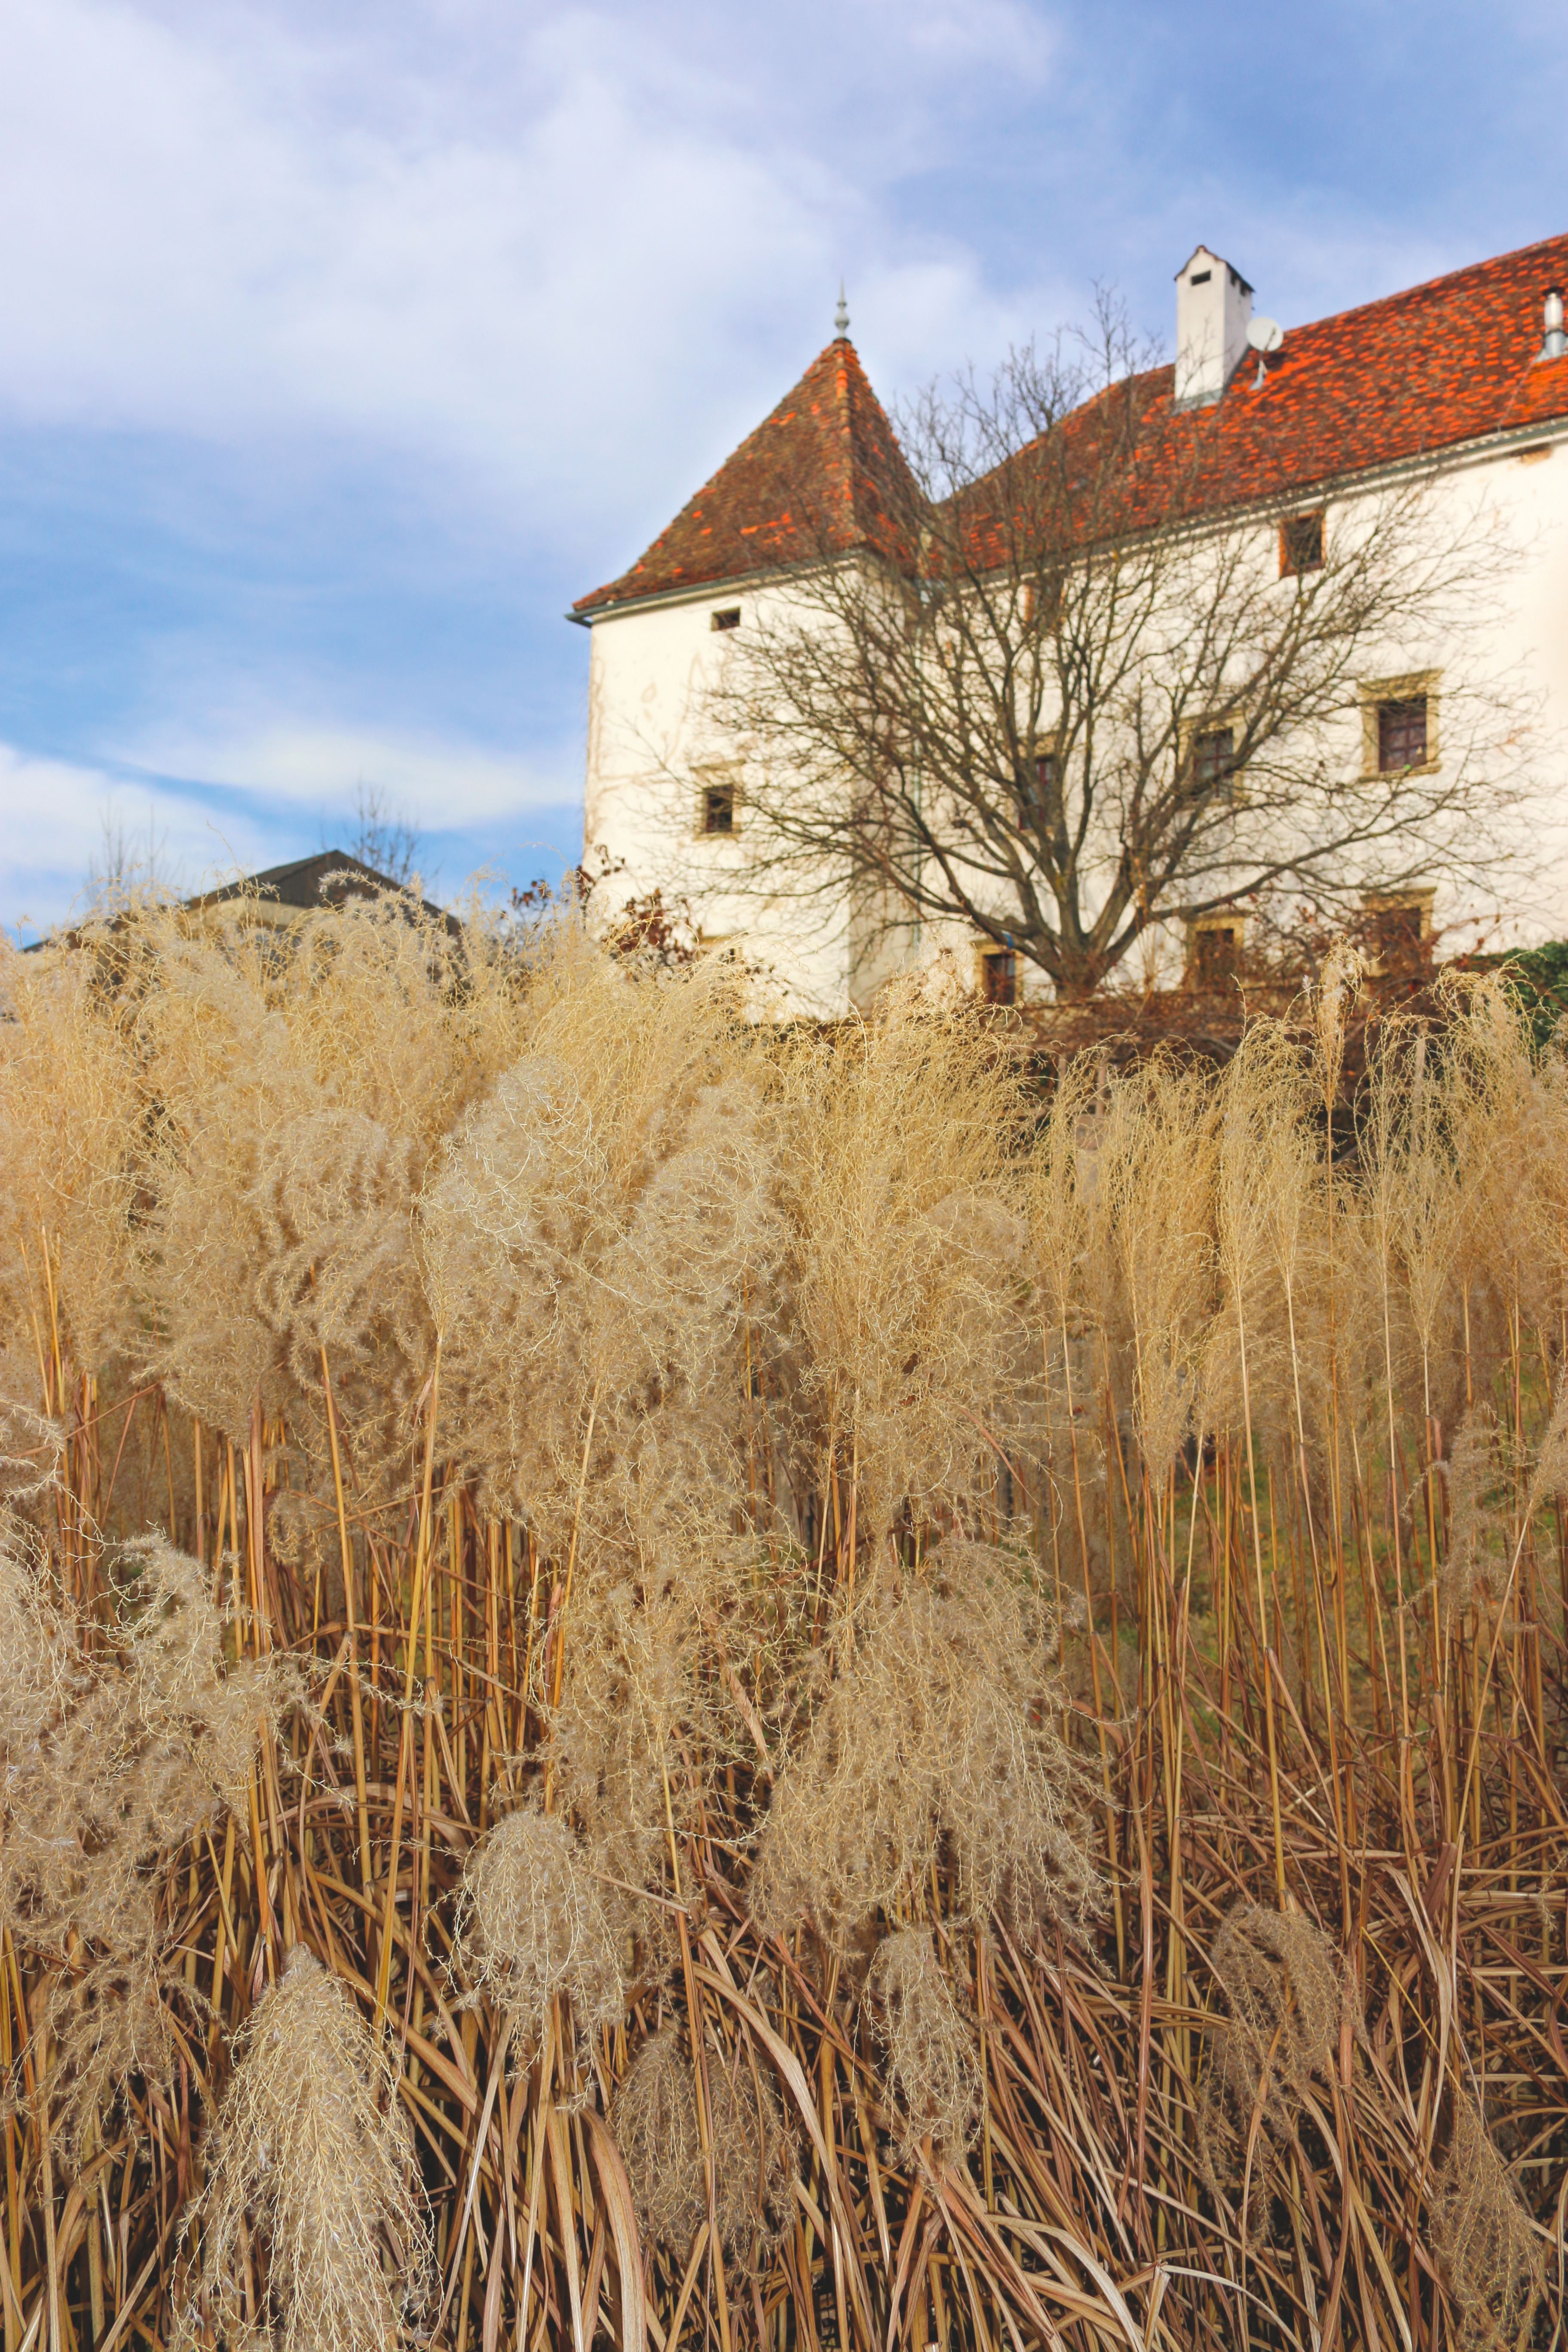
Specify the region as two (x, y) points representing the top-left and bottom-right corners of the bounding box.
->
(834, 281), (849, 337)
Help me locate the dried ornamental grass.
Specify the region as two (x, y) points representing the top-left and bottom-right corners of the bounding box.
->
(706, 2041), (794, 2275)
(421, 937), (775, 1547)
(611, 2025), (793, 2272)
(0, 1532), (290, 2161)
(0, 923), (144, 1387)
(450, 1803), (627, 2051)
(868, 1927), (981, 2165)
(1197, 1902), (1355, 2236)
(178, 1946), (434, 2352)
(542, 1497), (758, 1913)
(753, 1541), (1099, 1947)
(1430, 2089), (1547, 2350)
(1435, 1403), (1518, 1617)
(776, 983), (1027, 1545)
(0, 909), (1565, 2350)
(611, 2027), (704, 2254)
(1085, 1055), (1220, 1475)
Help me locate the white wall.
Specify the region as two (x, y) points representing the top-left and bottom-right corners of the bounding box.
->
(582, 581), (856, 1015)
(579, 425), (1568, 1014)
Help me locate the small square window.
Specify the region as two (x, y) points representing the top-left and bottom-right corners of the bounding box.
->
(1187, 727), (1237, 803)
(701, 782), (735, 835)
(1367, 897), (1433, 976)
(1194, 926), (1239, 986)
(1280, 510), (1324, 575)
(1374, 903), (1423, 963)
(710, 606), (741, 632)
(981, 949), (1017, 1006)
(1378, 696), (1428, 772)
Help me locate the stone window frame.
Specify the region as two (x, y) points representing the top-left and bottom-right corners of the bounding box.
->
(977, 943), (1018, 1006)
(1278, 507), (1326, 577)
(1359, 671), (1441, 781)
(1177, 713), (1246, 807)
(1362, 886), (1436, 972)
(1187, 909), (1246, 986)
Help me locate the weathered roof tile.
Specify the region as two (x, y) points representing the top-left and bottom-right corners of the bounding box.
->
(573, 337), (914, 615)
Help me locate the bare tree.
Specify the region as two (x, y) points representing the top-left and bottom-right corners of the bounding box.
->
(346, 785), (424, 889)
(702, 318), (1530, 999)
(86, 804), (177, 910)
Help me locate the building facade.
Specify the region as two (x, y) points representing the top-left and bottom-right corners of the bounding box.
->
(572, 235), (1568, 1015)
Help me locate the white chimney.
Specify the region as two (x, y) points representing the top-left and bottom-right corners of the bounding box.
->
(1175, 246), (1253, 408)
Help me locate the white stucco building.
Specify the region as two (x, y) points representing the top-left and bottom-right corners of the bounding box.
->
(571, 234), (1568, 1016)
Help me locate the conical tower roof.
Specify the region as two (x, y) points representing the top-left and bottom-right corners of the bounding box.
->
(573, 337), (913, 616)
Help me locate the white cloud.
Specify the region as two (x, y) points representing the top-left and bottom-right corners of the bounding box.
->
(0, 725), (582, 931)
(0, 0), (1063, 539)
(128, 719), (576, 825)
(0, 745), (277, 926)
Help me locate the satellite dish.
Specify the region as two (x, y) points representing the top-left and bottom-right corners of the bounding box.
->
(1246, 315), (1284, 354)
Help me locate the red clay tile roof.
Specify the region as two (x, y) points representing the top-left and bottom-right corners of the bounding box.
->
(1094, 227), (1568, 524)
(572, 337), (916, 616)
(575, 233), (1568, 617)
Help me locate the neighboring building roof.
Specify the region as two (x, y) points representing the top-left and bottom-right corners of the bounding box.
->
(572, 335), (917, 617)
(187, 849), (462, 937)
(573, 231), (1568, 615)
(186, 848), (435, 916)
(26, 850), (455, 952)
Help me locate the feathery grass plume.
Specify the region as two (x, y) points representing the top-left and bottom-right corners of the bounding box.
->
(1430, 2089), (1547, 2349)
(135, 924), (333, 1445)
(867, 1927), (980, 2165)
(421, 931), (774, 1547)
(1359, 1010), (1479, 1454)
(0, 1533), (291, 2161)
(776, 980), (1027, 1550)
(0, 921), (144, 1387)
(1435, 1404), (1517, 1618)
(1197, 1901), (1355, 2238)
(1089, 1054), (1220, 1476)
(752, 1540), (1098, 1947)
(611, 2025), (792, 2270)
(0, 1396), (67, 1516)
(275, 888), (529, 1150)
(1200, 1022), (1337, 1462)
(1529, 1366), (1568, 1512)
(178, 1945), (434, 2352)
(1440, 968), (1568, 1341)
(135, 905), (453, 1510)
(1305, 935), (1364, 1114)
(707, 2039), (795, 2273)
(244, 1104), (432, 1510)
(611, 2027), (705, 2254)
(1023, 1051), (1098, 1353)
(450, 1802), (626, 2053)
(542, 1490), (759, 1929)
(37, 1955), (185, 2172)
(0, 1512), (73, 1762)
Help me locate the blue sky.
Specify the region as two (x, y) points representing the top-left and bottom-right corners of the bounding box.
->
(2, 0), (1565, 932)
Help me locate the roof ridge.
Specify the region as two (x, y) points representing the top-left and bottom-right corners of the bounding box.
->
(1284, 227), (1568, 349)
